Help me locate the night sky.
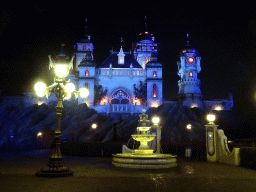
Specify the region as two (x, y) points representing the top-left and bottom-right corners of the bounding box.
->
(1, 4), (256, 123)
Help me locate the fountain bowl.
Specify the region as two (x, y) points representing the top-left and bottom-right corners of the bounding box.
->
(112, 153), (177, 169)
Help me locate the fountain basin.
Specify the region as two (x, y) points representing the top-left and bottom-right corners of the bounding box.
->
(112, 153), (177, 169)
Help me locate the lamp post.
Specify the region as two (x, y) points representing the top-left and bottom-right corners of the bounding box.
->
(152, 116), (161, 154)
(35, 44), (89, 177)
(205, 113), (219, 162)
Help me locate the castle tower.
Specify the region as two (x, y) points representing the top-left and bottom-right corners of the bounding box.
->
(75, 19), (94, 72)
(146, 51), (163, 107)
(132, 16), (158, 69)
(177, 34), (202, 108)
(78, 50), (96, 106)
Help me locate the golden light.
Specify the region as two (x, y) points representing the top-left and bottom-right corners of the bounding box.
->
(34, 82), (46, 97)
(37, 132), (43, 137)
(207, 113), (216, 124)
(187, 124), (192, 130)
(37, 101), (44, 105)
(79, 88), (89, 98)
(191, 104), (198, 108)
(152, 116), (160, 125)
(92, 123), (97, 129)
(151, 102), (159, 108)
(54, 64), (69, 78)
(65, 83), (75, 93)
(215, 106), (222, 111)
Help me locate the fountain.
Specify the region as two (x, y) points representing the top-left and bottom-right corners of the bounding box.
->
(112, 109), (177, 169)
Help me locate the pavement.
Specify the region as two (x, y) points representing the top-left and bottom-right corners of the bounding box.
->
(1, 150), (256, 192)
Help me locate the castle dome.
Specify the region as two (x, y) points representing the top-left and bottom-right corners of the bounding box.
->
(180, 34), (199, 56)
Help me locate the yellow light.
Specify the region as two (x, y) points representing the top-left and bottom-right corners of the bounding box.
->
(215, 106), (222, 111)
(207, 114), (216, 124)
(37, 132), (43, 137)
(92, 123), (97, 129)
(55, 64), (69, 78)
(152, 116), (160, 124)
(65, 83), (75, 93)
(187, 124), (192, 130)
(79, 88), (89, 98)
(34, 82), (46, 97)
(151, 102), (159, 108)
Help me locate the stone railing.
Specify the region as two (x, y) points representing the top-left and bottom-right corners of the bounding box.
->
(98, 68), (145, 77)
(110, 104), (130, 112)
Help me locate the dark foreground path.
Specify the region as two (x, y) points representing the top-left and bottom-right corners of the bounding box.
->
(1, 151), (256, 192)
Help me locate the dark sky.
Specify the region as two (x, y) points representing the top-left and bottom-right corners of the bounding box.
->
(1, 4), (256, 116)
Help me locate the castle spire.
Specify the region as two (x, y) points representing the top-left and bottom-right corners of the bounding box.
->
(144, 16), (148, 32)
(84, 18), (90, 40)
(187, 34), (190, 46)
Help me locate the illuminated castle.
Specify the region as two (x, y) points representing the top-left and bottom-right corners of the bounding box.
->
(22, 20), (233, 112)
(72, 22), (162, 113)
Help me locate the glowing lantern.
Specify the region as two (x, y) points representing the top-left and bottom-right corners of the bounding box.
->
(207, 113), (216, 125)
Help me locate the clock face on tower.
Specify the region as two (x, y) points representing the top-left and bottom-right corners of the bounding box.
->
(187, 57), (194, 64)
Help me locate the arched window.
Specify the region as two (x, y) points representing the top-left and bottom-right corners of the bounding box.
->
(85, 70), (89, 76)
(189, 72), (193, 77)
(85, 83), (88, 89)
(153, 71), (157, 77)
(153, 84), (156, 98)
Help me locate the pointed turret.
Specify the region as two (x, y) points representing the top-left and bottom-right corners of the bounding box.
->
(75, 18), (94, 72)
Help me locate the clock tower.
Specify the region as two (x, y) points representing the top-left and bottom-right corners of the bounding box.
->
(177, 34), (202, 108)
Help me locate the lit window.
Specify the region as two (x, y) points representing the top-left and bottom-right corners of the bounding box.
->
(119, 56), (123, 64)
(85, 70), (89, 76)
(189, 72), (193, 77)
(153, 84), (156, 98)
(153, 71), (157, 77)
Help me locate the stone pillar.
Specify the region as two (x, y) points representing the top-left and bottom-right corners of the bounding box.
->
(204, 124), (219, 162)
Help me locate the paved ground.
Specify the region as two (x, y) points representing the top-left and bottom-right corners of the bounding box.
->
(1, 151), (256, 192)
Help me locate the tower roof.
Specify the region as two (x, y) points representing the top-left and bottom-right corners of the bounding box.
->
(181, 34), (199, 55)
(100, 52), (142, 68)
(146, 51), (162, 68)
(139, 16), (154, 41)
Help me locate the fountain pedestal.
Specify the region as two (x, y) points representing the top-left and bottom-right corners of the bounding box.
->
(112, 109), (177, 169)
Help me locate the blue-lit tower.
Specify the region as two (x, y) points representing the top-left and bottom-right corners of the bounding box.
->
(74, 19), (94, 72)
(76, 19), (95, 106)
(78, 50), (96, 106)
(146, 51), (163, 107)
(177, 34), (202, 108)
(133, 17), (158, 69)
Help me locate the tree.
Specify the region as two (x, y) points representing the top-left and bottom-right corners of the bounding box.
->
(133, 81), (147, 105)
(94, 85), (108, 105)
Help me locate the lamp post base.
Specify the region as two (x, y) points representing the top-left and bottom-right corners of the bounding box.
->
(36, 161), (73, 177)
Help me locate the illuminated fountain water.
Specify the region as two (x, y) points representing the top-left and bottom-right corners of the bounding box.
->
(112, 109), (177, 169)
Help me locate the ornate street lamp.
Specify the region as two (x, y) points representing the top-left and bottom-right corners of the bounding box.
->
(152, 116), (162, 154)
(35, 44), (89, 177)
